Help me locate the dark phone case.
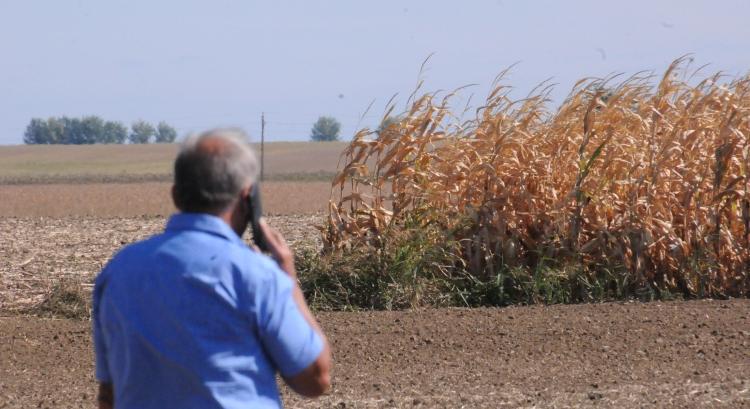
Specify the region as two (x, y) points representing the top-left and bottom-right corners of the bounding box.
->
(249, 184), (270, 252)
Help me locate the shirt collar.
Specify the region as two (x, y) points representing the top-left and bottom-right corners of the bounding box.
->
(165, 213), (245, 245)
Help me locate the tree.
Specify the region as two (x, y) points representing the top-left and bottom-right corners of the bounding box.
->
(22, 116), (175, 144)
(129, 120), (155, 144)
(155, 121), (177, 143)
(310, 116), (341, 142)
(23, 118), (60, 144)
(62, 117), (84, 144)
(59, 116), (104, 144)
(102, 121), (128, 144)
(79, 116), (106, 144)
(23, 119), (45, 144)
(46, 117), (65, 143)
(376, 115), (401, 136)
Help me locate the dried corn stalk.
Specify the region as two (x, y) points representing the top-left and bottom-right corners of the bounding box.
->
(324, 58), (750, 297)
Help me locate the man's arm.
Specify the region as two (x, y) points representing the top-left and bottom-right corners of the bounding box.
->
(260, 221), (332, 397)
(280, 268), (332, 397)
(98, 383), (113, 409)
(92, 267), (115, 407)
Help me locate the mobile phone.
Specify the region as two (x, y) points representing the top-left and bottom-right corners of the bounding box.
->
(248, 183), (270, 252)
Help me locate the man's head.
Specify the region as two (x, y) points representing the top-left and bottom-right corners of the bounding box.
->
(172, 128), (259, 220)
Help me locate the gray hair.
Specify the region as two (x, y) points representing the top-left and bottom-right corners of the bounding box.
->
(173, 128), (259, 213)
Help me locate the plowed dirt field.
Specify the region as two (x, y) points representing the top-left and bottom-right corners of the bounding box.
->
(1, 301), (749, 408)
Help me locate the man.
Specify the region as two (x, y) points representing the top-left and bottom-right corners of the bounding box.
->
(93, 129), (331, 408)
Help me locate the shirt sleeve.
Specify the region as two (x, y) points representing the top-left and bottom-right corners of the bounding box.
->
(255, 265), (324, 378)
(92, 268), (112, 383)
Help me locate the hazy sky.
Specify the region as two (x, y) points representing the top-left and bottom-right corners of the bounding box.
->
(1, 0), (749, 145)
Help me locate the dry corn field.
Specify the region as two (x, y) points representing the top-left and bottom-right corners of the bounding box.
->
(327, 58), (750, 300)
(2, 61), (750, 408)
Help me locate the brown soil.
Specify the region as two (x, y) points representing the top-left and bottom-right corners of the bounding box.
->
(0, 181), (333, 217)
(1, 301), (748, 408)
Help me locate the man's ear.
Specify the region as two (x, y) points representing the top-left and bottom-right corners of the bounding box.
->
(243, 184), (253, 196)
(171, 185), (182, 210)
(241, 185), (253, 206)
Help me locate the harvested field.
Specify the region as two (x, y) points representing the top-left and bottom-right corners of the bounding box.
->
(0, 181), (332, 217)
(0, 142), (346, 183)
(0, 215), (324, 312)
(1, 301), (749, 408)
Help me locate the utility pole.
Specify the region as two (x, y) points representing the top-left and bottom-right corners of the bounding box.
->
(260, 112), (265, 181)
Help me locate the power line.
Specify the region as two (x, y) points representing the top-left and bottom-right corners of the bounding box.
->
(260, 112), (265, 181)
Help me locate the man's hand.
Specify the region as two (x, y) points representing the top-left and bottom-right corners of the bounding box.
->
(98, 383), (113, 409)
(258, 219), (296, 278)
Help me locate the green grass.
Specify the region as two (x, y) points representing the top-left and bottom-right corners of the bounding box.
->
(295, 221), (720, 311)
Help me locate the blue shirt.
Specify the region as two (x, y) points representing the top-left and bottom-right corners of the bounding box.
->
(93, 213), (323, 409)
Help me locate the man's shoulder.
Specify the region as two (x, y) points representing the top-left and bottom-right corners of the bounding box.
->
(100, 229), (284, 283)
(109, 232), (168, 263)
(231, 245), (286, 283)
(111, 227), (237, 261)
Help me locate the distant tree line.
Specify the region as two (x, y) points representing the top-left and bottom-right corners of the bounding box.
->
(308, 115), (401, 142)
(23, 116), (178, 144)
